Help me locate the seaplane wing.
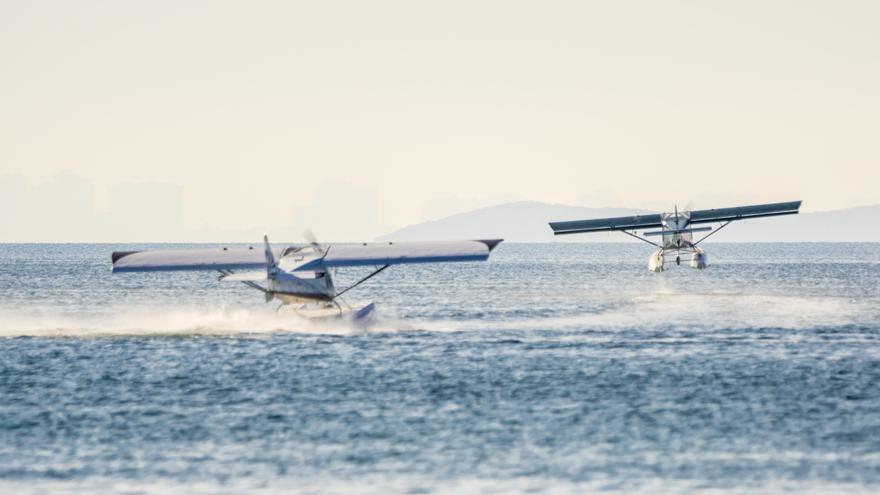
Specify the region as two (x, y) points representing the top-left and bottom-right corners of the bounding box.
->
(111, 246), (284, 273)
(548, 214), (662, 235)
(294, 239), (503, 271)
(686, 201), (802, 224)
(111, 236), (503, 317)
(112, 239), (503, 273)
(549, 201), (802, 235)
(548, 200), (801, 272)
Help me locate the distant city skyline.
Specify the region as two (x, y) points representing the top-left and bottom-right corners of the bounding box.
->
(2, 1), (878, 241)
(0, 171), (869, 242)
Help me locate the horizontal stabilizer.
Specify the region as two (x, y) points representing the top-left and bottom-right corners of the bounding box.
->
(218, 271), (268, 282)
(644, 227), (712, 237)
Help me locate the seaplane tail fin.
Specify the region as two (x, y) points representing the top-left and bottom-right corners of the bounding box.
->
(263, 234), (276, 267)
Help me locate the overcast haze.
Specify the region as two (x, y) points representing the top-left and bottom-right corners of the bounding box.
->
(1, 1), (878, 241)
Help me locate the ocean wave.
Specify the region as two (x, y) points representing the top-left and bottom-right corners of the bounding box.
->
(0, 292), (873, 338)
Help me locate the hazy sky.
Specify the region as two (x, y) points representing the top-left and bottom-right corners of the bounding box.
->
(2, 1), (878, 241)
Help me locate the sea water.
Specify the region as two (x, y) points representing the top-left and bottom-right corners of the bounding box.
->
(1, 243), (879, 494)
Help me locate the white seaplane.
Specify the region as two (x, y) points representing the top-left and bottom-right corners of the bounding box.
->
(112, 235), (502, 320)
(549, 201), (801, 272)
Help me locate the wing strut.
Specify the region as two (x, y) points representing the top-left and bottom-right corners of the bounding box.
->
(334, 264), (391, 300)
(218, 269), (267, 293)
(693, 221), (732, 246)
(621, 230), (661, 248)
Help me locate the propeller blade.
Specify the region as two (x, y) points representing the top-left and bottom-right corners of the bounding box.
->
(302, 229), (325, 254)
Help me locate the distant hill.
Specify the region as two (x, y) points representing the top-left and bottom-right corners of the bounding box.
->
(378, 201), (880, 242)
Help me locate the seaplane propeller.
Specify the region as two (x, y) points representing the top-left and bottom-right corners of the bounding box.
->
(301, 229), (326, 255)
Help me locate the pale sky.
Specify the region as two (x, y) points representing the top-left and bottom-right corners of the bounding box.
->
(1, 1), (878, 241)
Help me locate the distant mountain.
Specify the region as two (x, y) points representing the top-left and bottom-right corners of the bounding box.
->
(378, 201), (880, 242)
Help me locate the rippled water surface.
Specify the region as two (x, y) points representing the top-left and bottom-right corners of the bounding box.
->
(1, 243), (879, 494)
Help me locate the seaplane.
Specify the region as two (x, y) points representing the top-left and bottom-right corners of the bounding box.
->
(549, 201), (801, 272)
(111, 235), (502, 320)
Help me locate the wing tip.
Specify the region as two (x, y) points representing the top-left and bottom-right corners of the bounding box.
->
(111, 251), (139, 264)
(476, 239), (504, 251)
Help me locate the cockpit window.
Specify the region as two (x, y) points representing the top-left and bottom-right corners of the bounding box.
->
(282, 247), (302, 256)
